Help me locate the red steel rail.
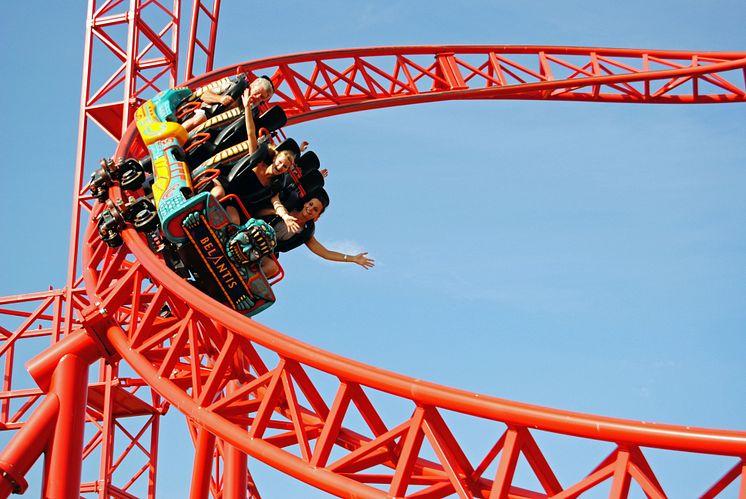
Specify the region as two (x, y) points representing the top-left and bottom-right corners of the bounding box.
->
(2, 42), (745, 497)
(184, 0), (221, 82)
(74, 47), (746, 497)
(0, 290), (161, 497)
(204, 46), (746, 126)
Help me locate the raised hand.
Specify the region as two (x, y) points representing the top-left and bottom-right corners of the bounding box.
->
(350, 252), (374, 269)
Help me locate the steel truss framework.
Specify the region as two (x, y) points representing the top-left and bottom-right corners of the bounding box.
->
(79, 196), (746, 497)
(0, 0), (221, 497)
(0, 0), (745, 497)
(76, 51), (746, 496)
(0, 290), (161, 498)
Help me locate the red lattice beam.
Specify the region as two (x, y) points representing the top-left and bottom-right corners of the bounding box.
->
(184, 0), (221, 81)
(180, 46), (746, 127)
(4, 44), (737, 498)
(75, 45), (746, 497)
(79, 59), (746, 493)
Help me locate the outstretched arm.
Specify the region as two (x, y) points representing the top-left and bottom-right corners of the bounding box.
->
(241, 89), (258, 154)
(305, 236), (375, 269)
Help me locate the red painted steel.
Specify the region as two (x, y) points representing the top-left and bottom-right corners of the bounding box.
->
(1, 2), (745, 496)
(0, 0), (191, 495)
(85, 230), (746, 496)
(223, 382), (249, 499)
(0, 396), (58, 495)
(26, 329), (103, 390)
(42, 354), (89, 498)
(187, 418), (262, 499)
(67, 0), (183, 330)
(189, 46), (746, 128)
(83, 213), (746, 496)
(62, 51), (746, 494)
(63, 0), (182, 495)
(0, 288), (163, 497)
(190, 428), (216, 499)
(184, 0), (221, 81)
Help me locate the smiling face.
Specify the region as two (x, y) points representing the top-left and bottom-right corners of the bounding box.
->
(266, 150), (294, 176)
(249, 78), (274, 104)
(301, 198), (324, 221)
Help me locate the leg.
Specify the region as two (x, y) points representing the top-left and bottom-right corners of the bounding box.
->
(210, 180), (225, 199)
(181, 110), (207, 132)
(211, 181), (240, 225)
(226, 206), (240, 225)
(260, 257), (279, 278)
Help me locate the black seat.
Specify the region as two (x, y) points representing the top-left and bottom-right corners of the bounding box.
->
(211, 115), (247, 151)
(186, 134), (218, 167)
(298, 169), (325, 194)
(255, 105), (287, 134)
(296, 151), (320, 175)
(276, 169), (325, 211)
(274, 137), (301, 158)
(203, 74), (248, 118)
(211, 105), (288, 153)
(226, 141), (270, 185)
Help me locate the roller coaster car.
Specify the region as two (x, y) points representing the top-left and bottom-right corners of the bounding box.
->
(276, 168), (326, 212)
(183, 74), (248, 120)
(185, 105), (288, 166)
(265, 148), (326, 207)
(224, 137), (301, 180)
(190, 135), (300, 186)
(191, 138), (325, 224)
(290, 151), (325, 195)
(191, 137), (324, 211)
(130, 75), (284, 172)
(110, 88), (283, 317)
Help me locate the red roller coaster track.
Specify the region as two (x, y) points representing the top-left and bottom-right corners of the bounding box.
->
(1, 1), (745, 497)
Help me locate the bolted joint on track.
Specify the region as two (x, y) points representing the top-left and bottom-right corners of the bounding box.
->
(25, 304), (120, 392)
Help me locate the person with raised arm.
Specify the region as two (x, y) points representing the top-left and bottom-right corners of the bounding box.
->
(182, 75), (274, 131)
(261, 188), (375, 277)
(210, 86), (298, 231)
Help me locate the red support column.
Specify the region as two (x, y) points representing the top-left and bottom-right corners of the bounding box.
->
(190, 428), (216, 499)
(0, 396), (59, 497)
(148, 396), (162, 498)
(223, 381), (247, 499)
(41, 354), (90, 498)
(185, 0), (222, 81)
(223, 442), (247, 499)
(95, 363), (117, 498)
(26, 328), (103, 391)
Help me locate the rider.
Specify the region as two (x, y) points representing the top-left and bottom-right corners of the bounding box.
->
(182, 75), (274, 131)
(263, 188), (375, 276)
(210, 87), (298, 230)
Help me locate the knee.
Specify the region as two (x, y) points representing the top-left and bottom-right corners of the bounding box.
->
(261, 257), (279, 278)
(211, 181), (225, 198)
(182, 111), (207, 132)
(226, 206), (240, 225)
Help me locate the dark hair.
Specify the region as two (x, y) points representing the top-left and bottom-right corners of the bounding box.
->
(299, 187), (329, 217)
(312, 187), (330, 210)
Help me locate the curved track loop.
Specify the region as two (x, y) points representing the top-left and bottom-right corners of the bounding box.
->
(84, 47), (746, 497)
(230, 45), (746, 125)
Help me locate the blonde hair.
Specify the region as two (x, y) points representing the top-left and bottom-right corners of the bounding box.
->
(275, 149), (296, 164)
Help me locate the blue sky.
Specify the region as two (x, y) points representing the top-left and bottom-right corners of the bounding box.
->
(1, 1), (745, 497)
